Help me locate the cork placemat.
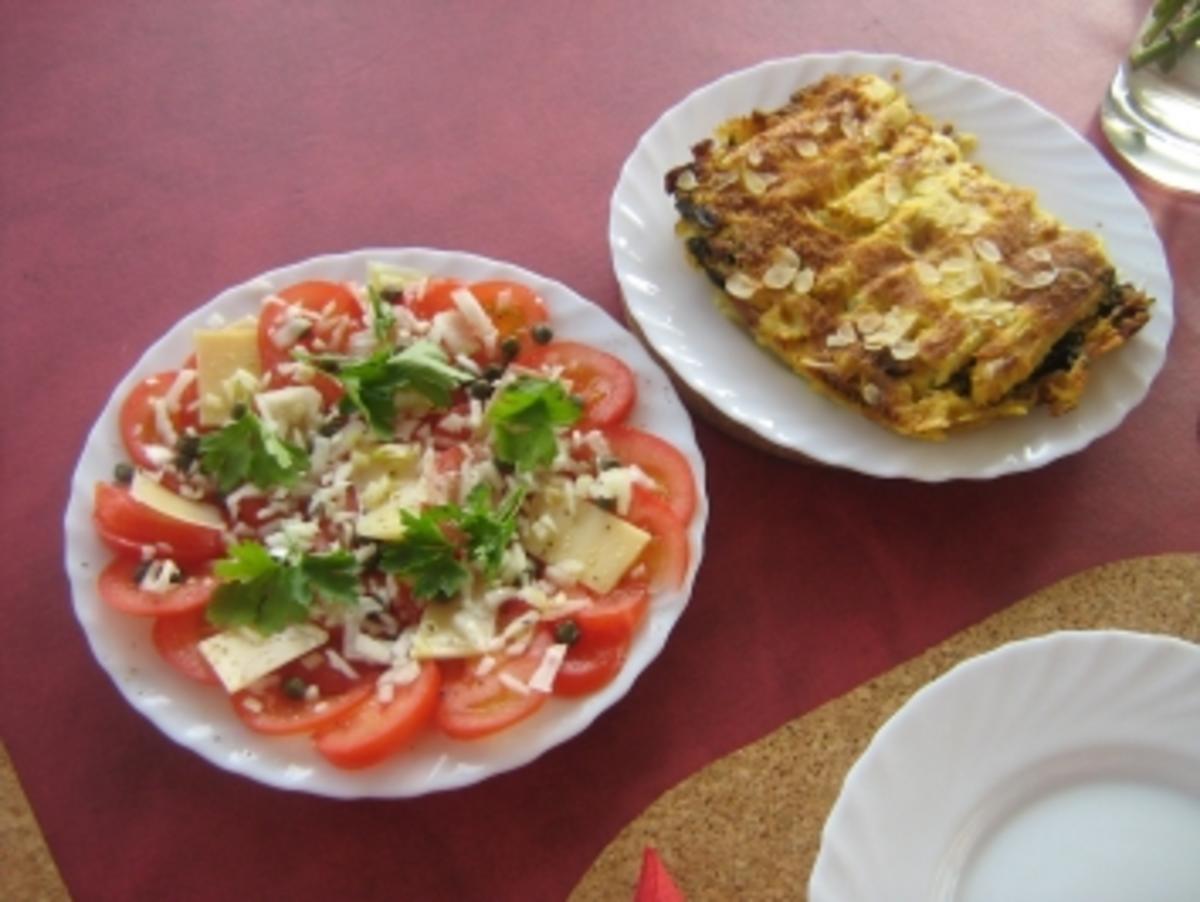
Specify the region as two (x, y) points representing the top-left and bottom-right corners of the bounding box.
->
(0, 742), (70, 901)
(570, 553), (1200, 901)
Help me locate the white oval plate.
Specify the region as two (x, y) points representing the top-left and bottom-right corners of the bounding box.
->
(809, 631), (1200, 901)
(610, 53), (1174, 480)
(63, 248), (708, 798)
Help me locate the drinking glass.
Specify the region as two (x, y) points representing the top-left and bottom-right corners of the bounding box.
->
(1101, 1), (1200, 193)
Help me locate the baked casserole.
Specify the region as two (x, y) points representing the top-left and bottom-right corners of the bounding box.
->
(665, 73), (1153, 439)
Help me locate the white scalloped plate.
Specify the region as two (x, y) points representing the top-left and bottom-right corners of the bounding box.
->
(810, 631), (1200, 901)
(610, 53), (1174, 480)
(62, 248), (708, 798)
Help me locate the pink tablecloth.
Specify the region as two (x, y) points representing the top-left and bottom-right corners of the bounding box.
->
(1, 1), (1196, 898)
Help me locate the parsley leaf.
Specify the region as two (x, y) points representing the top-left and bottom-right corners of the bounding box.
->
(299, 551), (360, 604)
(459, 483), (526, 578)
(199, 411), (309, 493)
(486, 377), (582, 471)
(367, 284), (396, 341)
(328, 341), (473, 434)
(378, 509), (469, 602)
(207, 543), (360, 635)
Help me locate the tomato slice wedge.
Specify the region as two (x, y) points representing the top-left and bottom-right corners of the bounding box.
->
(257, 280), (363, 405)
(553, 630), (630, 697)
(570, 582), (650, 645)
(234, 680), (375, 737)
(97, 556), (216, 617)
(119, 371), (200, 470)
(519, 341), (637, 429)
(436, 630), (553, 740)
(624, 488), (689, 591)
(314, 661), (442, 768)
(602, 426), (697, 524)
(407, 276), (463, 321)
(93, 483), (226, 564)
(469, 280), (549, 358)
(152, 607), (219, 684)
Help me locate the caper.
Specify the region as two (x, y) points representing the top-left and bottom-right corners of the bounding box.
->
(468, 380), (494, 400)
(283, 677), (308, 701)
(483, 364), (505, 383)
(531, 324), (554, 345)
(230, 402), (247, 420)
(554, 620), (582, 646)
(176, 434), (201, 469)
(500, 337), (521, 361)
(113, 462), (135, 484)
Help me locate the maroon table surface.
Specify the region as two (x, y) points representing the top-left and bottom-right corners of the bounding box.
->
(2, 1), (1197, 899)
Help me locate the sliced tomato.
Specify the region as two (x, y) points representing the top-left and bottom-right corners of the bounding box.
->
(257, 280), (363, 405)
(314, 661), (442, 768)
(93, 483), (226, 564)
(469, 280), (549, 357)
(436, 629), (553, 740)
(234, 676), (375, 737)
(553, 629), (630, 697)
(152, 607), (219, 684)
(520, 341), (636, 429)
(407, 277), (463, 321)
(570, 582), (650, 644)
(119, 371), (201, 470)
(97, 556), (216, 617)
(602, 426), (697, 524)
(625, 488), (689, 591)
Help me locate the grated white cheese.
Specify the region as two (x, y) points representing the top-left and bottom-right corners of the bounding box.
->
(498, 672), (531, 696)
(528, 643), (568, 693)
(324, 648), (359, 680)
(450, 287), (499, 356)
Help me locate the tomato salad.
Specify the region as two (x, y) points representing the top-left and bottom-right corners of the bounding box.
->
(92, 265), (698, 770)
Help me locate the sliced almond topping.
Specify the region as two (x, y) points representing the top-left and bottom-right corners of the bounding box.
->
(857, 312), (884, 335)
(914, 260), (942, 286)
(939, 256), (973, 275)
(742, 169), (770, 196)
(796, 139), (819, 159)
(810, 117), (831, 135)
(792, 267), (816, 294)
(861, 383), (882, 406)
(1029, 269), (1058, 288)
(890, 339), (919, 361)
(724, 272), (760, 300)
(763, 261), (800, 290)
(825, 321), (858, 348)
(1028, 247), (1053, 263)
(972, 238), (1003, 264)
(674, 169), (698, 191)
(883, 174), (905, 206)
(746, 146), (764, 167)
(711, 170), (739, 190)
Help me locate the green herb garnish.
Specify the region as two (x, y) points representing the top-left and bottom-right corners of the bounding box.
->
(378, 508), (469, 602)
(377, 484), (527, 600)
(485, 377), (581, 472)
(199, 411), (309, 492)
(320, 341), (473, 434)
(206, 542), (359, 634)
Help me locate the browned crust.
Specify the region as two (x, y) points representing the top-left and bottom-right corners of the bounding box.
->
(665, 74), (1154, 440)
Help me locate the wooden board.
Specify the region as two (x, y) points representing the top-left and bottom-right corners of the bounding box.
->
(570, 553), (1200, 900)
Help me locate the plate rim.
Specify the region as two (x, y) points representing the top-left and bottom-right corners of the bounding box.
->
(808, 628), (1200, 899)
(62, 245), (709, 798)
(609, 51), (1175, 481)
